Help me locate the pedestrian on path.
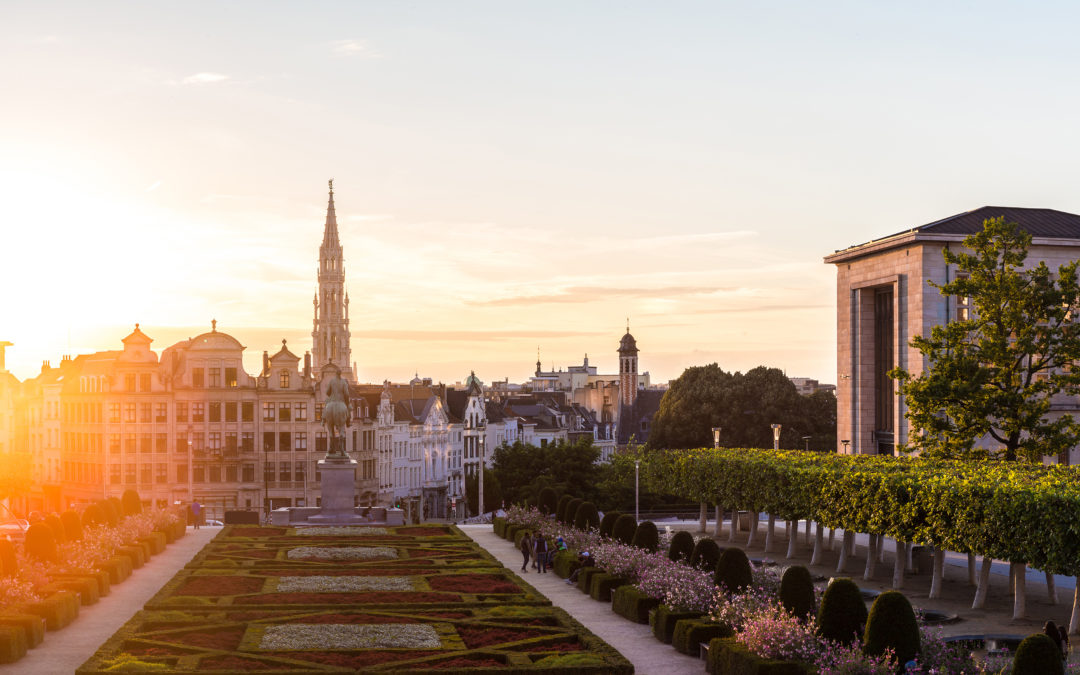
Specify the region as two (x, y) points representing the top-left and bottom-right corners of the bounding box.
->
(191, 501), (201, 530)
(535, 535), (549, 573)
(520, 531), (533, 572)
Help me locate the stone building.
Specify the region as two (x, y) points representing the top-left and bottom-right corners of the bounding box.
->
(825, 206), (1080, 456)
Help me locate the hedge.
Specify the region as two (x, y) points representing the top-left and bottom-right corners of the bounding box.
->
(612, 585), (660, 624)
(650, 605), (702, 644)
(706, 637), (810, 675)
(598, 511), (621, 539)
(0, 614), (45, 649)
(0, 625), (26, 665)
(576, 567), (604, 594)
(672, 618), (733, 656)
(587, 573), (627, 602)
(493, 517), (507, 538)
(26, 590), (79, 631)
(553, 550), (579, 579)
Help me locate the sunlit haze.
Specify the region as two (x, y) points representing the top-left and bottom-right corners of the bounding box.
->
(5, 2), (1080, 385)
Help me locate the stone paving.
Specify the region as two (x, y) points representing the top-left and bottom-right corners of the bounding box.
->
(460, 524), (705, 675)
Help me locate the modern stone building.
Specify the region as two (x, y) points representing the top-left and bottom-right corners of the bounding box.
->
(825, 206), (1080, 456)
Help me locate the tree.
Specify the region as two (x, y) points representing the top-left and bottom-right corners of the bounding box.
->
(649, 364), (834, 450)
(891, 217), (1080, 461)
(491, 438), (601, 505)
(465, 468), (502, 516)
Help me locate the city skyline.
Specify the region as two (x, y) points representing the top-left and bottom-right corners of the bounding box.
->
(6, 3), (1080, 384)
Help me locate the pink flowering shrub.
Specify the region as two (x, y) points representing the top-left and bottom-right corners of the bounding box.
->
(0, 576), (42, 608)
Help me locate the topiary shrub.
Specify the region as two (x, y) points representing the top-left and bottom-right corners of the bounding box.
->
(538, 487), (558, 515)
(44, 514), (66, 544)
(612, 514), (638, 545)
(779, 565), (816, 621)
(121, 489), (142, 516)
(599, 511), (621, 538)
(25, 523), (57, 563)
(668, 530), (695, 563)
(715, 547), (753, 594)
(631, 521), (659, 552)
(99, 499), (120, 527)
(0, 540), (16, 577)
(689, 538), (722, 571)
(60, 511), (84, 542)
(107, 496), (124, 521)
(863, 590), (920, 666)
(556, 495), (574, 524)
(574, 501), (600, 531)
(1013, 633), (1065, 675)
(818, 577), (867, 645)
(81, 503), (106, 528)
(564, 498), (583, 527)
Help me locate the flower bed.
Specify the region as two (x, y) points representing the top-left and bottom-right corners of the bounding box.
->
(78, 524), (633, 674)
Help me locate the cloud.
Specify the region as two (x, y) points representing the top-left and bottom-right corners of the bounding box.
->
(656, 303), (832, 316)
(471, 285), (726, 307)
(182, 72), (229, 85)
(353, 329), (606, 342)
(331, 40), (380, 58)
(144, 180), (161, 193)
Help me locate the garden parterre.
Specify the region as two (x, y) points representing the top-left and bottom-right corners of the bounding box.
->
(77, 523), (632, 674)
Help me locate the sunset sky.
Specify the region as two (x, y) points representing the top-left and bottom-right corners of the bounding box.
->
(4, 2), (1080, 386)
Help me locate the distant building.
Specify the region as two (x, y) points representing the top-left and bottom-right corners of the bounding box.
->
(788, 377), (836, 396)
(825, 206), (1080, 457)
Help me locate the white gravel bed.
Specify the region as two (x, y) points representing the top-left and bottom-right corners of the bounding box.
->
(285, 546), (398, 561)
(295, 527), (390, 536)
(259, 623), (441, 649)
(276, 575), (413, 592)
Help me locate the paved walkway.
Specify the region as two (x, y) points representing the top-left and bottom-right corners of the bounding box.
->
(460, 525), (704, 675)
(1, 526), (219, 675)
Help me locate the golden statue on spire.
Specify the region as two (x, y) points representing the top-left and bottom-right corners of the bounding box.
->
(328, 178), (334, 194)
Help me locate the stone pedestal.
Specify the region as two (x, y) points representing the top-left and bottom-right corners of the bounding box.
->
(308, 458), (365, 524)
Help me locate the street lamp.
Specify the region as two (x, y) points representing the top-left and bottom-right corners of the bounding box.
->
(634, 459), (640, 523)
(712, 427), (722, 449)
(802, 435), (811, 452)
(840, 439), (850, 455)
(477, 432), (486, 521)
(771, 424), (782, 451)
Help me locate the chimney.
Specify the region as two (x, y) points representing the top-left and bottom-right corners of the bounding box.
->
(304, 351), (311, 378)
(41, 360), (51, 373)
(262, 351), (270, 376)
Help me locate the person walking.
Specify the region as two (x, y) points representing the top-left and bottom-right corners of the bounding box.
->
(519, 531), (533, 572)
(534, 535), (549, 573)
(191, 500), (201, 530)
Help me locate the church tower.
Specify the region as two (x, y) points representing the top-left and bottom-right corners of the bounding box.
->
(618, 323), (638, 407)
(312, 180), (354, 380)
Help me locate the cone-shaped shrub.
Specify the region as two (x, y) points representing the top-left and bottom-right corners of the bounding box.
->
(25, 523), (57, 563)
(631, 521), (659, 552)
(556, 495), (574, 524)
(98, 500), (120, 527)
(60, 511), (84, 542)
(599, 511), (621, 538)
(44, 514), (66, 544)
(863, 590), (920, 666)
(563, 498), (583, 525)
(573, 501), (600, 531)
(689, 538), (721, 571)
(82, 503), (106, 528)
(818, 577), (867, 645)
(667, 530), (695, 563)
(1013, 633), (1065, 675)
(0, 540), (16, 576)
(612, 514), (638, 545)
(779, 565), (816, 621)
(715, 547), (752, 593)
(121, 489), (142, 516)
(539, 487), (558, 515)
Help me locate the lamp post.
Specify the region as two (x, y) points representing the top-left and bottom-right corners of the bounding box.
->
(802, 435), (811, 452)
(477, 432), (485, 521)
(634, 459), (640, 523)
(712, 427), (721, 449)
(840, 439), (850, 455)
(771, 424), (782, 451)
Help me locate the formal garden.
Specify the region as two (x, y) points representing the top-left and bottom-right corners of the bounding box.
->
(0, 489), (186, 666)
(76, 523), (632, 673)
(492, 445), (1080, 675)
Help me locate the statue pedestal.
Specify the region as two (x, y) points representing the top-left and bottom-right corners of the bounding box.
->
(308, 458), (365, 524)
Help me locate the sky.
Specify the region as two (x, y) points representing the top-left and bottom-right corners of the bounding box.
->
(4, 2), (1080, 386)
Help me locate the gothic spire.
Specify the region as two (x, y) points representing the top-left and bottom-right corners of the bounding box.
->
(322, 178), (340, 249)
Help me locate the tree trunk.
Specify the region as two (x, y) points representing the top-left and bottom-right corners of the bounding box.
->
(1013, 562), (1027, 620)
(714, 506), (722, 538)
(929, 547), (945, 599)
(879, 536), (888, 563)
(967, 553), (976, 586)
(699, 503), (707, 533)
(786, 520), (798, 559)
(828, 528), (835, 550)
(764, 514), (776, 553)
(892, 541), (907, 589)
(810, 523), (824, 565)
(972, 556), (993, 609)
(863, 534), (877, 580)
(747, 512), (759, 548)
(837, 531), (853, 574)
(728, 510), (737, 543)
(848, 531), (858, 556)
(1070, 581), (1080, 636)
(806, 519), (813, 548)
(1046, 571), (1058, 605)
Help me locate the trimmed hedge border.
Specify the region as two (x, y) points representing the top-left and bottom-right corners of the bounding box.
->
(26, 590), (79, 631)
(649, 604), (702, 644)
(706, 636), (810, 675)
(553, 550), (579, 579)
(0, 624), (27, 665)
(575, 567), (604, 594)
(588, 573), (627, 602)
(672, 618), (733, 656)
(611, 585), (659, 624)
(0, 614), (45, 649)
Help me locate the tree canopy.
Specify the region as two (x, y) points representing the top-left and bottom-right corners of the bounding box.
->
(491, 438), (601, 506)
(891, 217), (1080, 461)
(648, 364), (836, 450)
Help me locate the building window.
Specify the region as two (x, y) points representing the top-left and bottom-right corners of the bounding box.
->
(125, 433), (136, 453)
(124, 403), (136, 423)
(315, 404), (323, 422)
(295, 433), (307, 452)
(242, 402), (254, 422)
(209, 402), (221, 423)
(141, 463), (152, 484)
(140, 434), (152, 453)
(155, 464), (167, 484)
(209, 432), (222, 454)
(225, 402), (237, 423)
(279, 432), (291, 452)
(140, 403), (152, 423)
(295, 461), (306, 483)
(225, 432), (238, 456)
(279, 462), (291, 482)
(176, 402), (188, 423)
(140, 373), (151, 392)
(193, 465), (205, 483)
(241, 432), (254, 453)
(155, 433), (167, 453)
(110, 464), (121, 484)
(263, 402), (275, 422)
(279, 370), (290, 388)
(263, 431), (275, 452)
(192, 403), (205, 422)
(226, 367), (238, 388)
(209, 368), (221, 388)
(176, 463), (187, 483)
(315, 432), (327, 454)
(296, 403), (307, 421)
(209, 465), (221, 483)
(125, 374), (136, 392)
(125, 464), (136, 484)
(176, 432), (188, 453)
(280, 403), (291, 422)
(242, 463), (255, 482)
(109, 434), (121, 454)
(226, 464), (237, 482)
(109, 403), (120, 423)
(155, 403), (167, 423)
(192, 369), (204, 388)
